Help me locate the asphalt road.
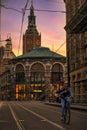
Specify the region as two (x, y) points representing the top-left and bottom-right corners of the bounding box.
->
(0, 101), (87, 130)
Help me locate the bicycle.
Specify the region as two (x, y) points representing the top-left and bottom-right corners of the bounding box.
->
(56, 88), (71, 125)
(64, 99), (71, 124)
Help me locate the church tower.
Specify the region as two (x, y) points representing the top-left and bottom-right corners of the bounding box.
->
(3, 35), (16, 59)
(23, 1), (41, 54)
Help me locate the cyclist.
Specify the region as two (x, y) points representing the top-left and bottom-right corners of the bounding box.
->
(56, 82), (73, 121)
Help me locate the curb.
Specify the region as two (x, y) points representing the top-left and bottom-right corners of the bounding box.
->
(45, 102), (87, 111)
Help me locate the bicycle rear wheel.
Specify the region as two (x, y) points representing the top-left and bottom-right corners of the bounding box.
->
(64, 102), (71, 124)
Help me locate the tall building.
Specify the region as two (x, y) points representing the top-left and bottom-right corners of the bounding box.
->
(64, 0), (87, 103)
(7, 47), (66, 101)
(0, 36), (16, 100)
(23, 2), (41, 54)
(0, 37), (16, 74)
(3, 38), (15, 59)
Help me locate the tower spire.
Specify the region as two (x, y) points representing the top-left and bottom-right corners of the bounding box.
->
(23, 0), (41, 54)
(31, 0), (33, 6)
(30, 0), (34, 16)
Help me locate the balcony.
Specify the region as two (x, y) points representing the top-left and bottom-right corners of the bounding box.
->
(65, 0), (87, 34)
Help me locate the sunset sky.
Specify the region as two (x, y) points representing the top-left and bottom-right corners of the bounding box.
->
(0, 0), (66, 56)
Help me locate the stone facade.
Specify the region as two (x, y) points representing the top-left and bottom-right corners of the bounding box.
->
(0, 38), (16, 75)
(64, 0), (87, 103)
(0, 37), (16, 100)
(0, 47), (66, 101)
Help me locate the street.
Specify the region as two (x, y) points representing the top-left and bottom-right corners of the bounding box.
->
(0, 101), (87, 130)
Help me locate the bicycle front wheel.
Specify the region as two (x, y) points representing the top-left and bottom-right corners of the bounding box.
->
(64, 103), (71, 124)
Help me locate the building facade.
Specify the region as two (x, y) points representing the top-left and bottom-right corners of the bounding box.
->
(23, 2), (41, 54)
(0, 37), (16, 100)
(64, 0), (87, 103)
(0, 47), (66, 101)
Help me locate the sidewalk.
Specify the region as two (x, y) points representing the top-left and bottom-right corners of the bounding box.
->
(44, 101), (87, 111)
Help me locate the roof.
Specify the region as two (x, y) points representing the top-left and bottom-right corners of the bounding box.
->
(13, 47), (66, 60)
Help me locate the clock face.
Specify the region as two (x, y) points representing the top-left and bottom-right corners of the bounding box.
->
(30, 20), (34, 26)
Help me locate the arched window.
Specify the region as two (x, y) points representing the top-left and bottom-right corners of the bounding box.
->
(15, 64), (25, 84)
(51, 63), (63, 84)
(30, 63), (45, 83)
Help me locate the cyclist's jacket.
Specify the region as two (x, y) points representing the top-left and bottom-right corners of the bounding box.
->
(57, 87), (71, 98)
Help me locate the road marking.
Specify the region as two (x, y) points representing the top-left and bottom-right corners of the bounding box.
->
(19, 120), (24, 122)
(8, 104), (25, 130)
(17, 103), (65, 130)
